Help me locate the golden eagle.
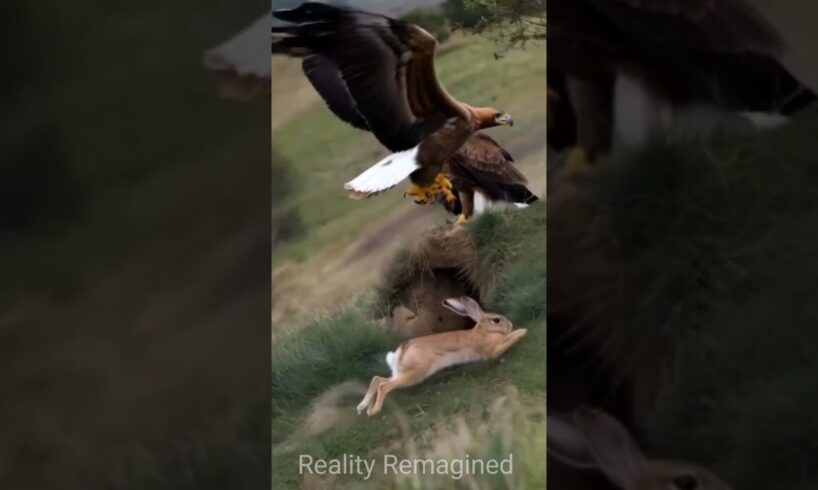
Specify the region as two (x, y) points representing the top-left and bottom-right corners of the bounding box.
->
(272, 2), (537, 222)
(548, 0), (815, 174)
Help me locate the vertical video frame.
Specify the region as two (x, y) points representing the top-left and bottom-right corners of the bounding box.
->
(263, 1), (547, 488)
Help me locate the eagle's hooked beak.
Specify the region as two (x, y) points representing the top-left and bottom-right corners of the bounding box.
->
(495, 113), (514, 127)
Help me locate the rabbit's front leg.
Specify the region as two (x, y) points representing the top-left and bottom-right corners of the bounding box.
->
(490, 329), (528, 358)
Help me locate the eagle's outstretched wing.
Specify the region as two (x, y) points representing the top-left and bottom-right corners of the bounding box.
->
(272, 2), (516, 200)
(300, 54), (370, 131)
(272, 2), (468, 152)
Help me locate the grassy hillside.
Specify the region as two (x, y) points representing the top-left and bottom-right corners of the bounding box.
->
(269, 29), (547, 489)
(271, 34), (547, 326)
(272, 202), (546, 489)
(268, 29), (547, 489)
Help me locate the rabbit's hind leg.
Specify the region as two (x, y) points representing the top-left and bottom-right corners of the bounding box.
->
(368, 372), (423, 417)
(357, 375), (389, 415)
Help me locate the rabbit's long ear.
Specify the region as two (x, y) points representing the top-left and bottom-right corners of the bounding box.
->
(572, 407), (647, 489)
(459, 296), (484, 322)
(547, 415), (597, 470)
(442, 298), (470, 317)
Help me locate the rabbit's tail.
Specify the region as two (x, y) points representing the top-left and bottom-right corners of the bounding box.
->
(386, 348), (400, 377)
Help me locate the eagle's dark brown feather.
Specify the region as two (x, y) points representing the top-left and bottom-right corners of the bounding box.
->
(449, 133), (527, 186)
(272, 2), (519, 199)
(445, 134), (538, 219)
(302, 54), (370, 131)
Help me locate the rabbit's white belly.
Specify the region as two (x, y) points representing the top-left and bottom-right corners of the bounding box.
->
(431, 351), (483, 373)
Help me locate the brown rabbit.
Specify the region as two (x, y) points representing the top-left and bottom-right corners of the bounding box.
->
(548, 407), (733, 490)
(357, 296), (527, 417)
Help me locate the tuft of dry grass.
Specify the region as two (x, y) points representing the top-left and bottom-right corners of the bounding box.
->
(390, 386), (546, 490)
(275, 381), (369, 453)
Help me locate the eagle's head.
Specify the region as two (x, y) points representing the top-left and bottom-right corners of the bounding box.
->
(491, 111), (514, 127)
(465, 106), (514, 129)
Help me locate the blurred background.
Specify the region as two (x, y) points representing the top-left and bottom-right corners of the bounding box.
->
(1, 2), (270, 489)
(546, 1), (818, 489)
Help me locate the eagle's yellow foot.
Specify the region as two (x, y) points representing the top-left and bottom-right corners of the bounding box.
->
(454, 213), (470, 225)
(563, 147), (595, 177)
(404, 184), (436, 205)
(433, 173), (457, 203)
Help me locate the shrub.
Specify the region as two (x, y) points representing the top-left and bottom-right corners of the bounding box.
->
(401, 8), (451, 43)
(442, 0), (492, 29)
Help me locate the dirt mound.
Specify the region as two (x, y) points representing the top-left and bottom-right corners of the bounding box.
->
(379, 225), (484, 337)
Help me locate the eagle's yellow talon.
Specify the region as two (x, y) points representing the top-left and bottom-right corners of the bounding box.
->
(454, 214), (469, 225)
(405, 173), (457, 205)
(404, 183), (435, 205)
(434, 173), (453, 190)
(432, 172), (457, 202)
(405, 173), (456, 205)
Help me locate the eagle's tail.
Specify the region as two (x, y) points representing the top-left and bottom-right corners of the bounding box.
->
(344, 146), (420, 199)
(474, 185), (539, 214)
(504, 184), (539, 207)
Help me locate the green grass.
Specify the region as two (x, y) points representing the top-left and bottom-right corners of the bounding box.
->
(269, 36), (547, 488)
(271, 202), (546, 489)
(271, 35), (547, 264)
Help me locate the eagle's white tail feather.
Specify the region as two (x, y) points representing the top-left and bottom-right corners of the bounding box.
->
(474, 191), (490, 214)
(470, 190), (528, 215)
(344, 146), (420, 199)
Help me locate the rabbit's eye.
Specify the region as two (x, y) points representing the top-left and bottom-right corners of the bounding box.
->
(671, 475), (698, 490)
(491, 317), (501, 324)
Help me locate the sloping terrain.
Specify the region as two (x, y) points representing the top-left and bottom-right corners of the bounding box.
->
(272, 203), (547, 489)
